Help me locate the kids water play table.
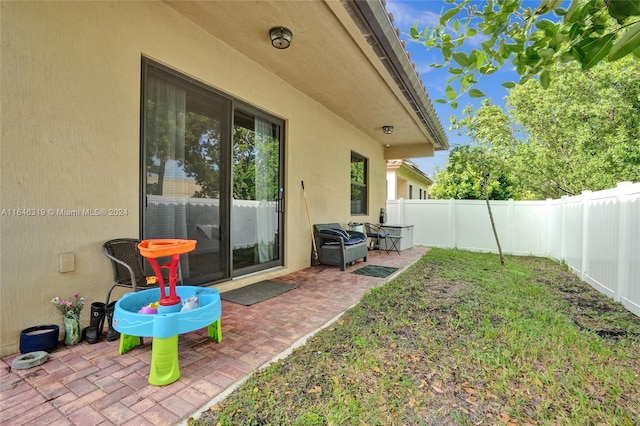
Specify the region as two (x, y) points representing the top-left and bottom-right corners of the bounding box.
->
(112, 239), (222, 386)
(113, 286), (222, 385)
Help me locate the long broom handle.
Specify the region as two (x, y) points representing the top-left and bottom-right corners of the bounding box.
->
(301, 181), (318, 256)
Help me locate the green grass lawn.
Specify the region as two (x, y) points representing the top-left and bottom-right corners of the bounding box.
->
(192, 248), (640, 425)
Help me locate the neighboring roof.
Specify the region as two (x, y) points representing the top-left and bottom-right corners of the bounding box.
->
(165, 0), (449, 158)
(387, 159), (433, 185)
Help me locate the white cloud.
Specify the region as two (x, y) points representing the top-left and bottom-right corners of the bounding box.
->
(387, 1), (488, 48)
(385, 0), (441, 31)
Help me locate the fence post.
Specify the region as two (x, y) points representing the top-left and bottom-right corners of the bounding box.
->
(616, 182), (633, 302)
(560, 195), (567, 262)
(507, 199), (514, 254)
(580, 190), (592, 281)
(545, 198), (552, 258)
(449, 198), (456, 249)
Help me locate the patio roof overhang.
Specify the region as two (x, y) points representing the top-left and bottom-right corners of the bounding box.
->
(164, 0), (449, 159)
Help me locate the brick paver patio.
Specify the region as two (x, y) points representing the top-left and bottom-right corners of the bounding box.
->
(1, 247), (427, 425)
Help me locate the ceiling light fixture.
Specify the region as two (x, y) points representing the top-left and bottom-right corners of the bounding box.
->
(269, 27), (293, 49)
(382, 125), (394, 135)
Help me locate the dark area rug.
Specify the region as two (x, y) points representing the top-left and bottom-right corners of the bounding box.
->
(221, 280), (298, 306)
(351, 265), (399, 278)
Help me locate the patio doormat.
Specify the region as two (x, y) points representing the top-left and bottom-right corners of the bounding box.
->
(351, 265), (399, 278)
(220, 280), (298, 306)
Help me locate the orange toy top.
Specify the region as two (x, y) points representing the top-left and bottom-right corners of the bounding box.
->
(138, 239), (197, 258)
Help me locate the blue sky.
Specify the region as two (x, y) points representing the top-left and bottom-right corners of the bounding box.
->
(385, 0), (519, 177)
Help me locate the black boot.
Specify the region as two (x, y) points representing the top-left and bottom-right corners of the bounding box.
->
(83, 302), (105, 344)
(105, 301), (120, 342)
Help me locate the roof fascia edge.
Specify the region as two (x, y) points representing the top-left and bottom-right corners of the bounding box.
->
(347, 0), (449, 151)
(400, 160), (433, 183)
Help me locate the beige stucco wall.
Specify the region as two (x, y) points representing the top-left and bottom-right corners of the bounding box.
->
(0, 1), (386, 355)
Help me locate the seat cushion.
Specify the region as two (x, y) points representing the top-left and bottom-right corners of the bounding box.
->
(322, 228), (350, 240)
(321, 228), (366, 246)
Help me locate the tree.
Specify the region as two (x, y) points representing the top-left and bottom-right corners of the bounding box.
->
(430, 145), (516, 200)
(432, 56), (640, 200)
(432, 102), (518, 201)
(233, 127), (257, 200)
(183, 113), (222, 199)
(433, 102), (518, 264)
(411, 0), (640, 107)
(232, 126), (280, 201)
(507, 56), (640, 198)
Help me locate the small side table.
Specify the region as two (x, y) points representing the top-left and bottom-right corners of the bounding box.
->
(384, 234), (402, 255)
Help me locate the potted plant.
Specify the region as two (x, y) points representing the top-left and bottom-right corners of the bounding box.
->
(51, 293), (85, 345)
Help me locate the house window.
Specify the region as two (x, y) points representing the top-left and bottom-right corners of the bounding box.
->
(419, 188), (423, 199)
(409, 184), (413, 199)
(350, 152), (367, 215)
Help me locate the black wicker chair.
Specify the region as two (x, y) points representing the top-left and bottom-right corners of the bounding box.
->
(102, 238), (157, 305)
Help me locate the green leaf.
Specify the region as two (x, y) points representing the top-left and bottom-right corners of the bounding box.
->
(440, 7), (460, 25)
(540, 70), (551, 89)
(608, 21), (640, 61)
(539, 48), (555, 60)
(606, 0), (640, 21)
(576, 33), (615, 70)
(568, 23), (582, 41)
(479, 65), (498, 75)
(479, 21), (494, 35)
(445, 85), (457, 100)
(452, 52), (470, 67)
(450, 101), (459, 109)
(502, 81), (517, 88)
(448, 67), (464, 74)
(453, 19), (460, 32)
(560, 51), (576, 63)
(475, 50), (486, 69)
(535, 19), (555, 30)
(409, 25), (420, 39)
(481, 40), (494, 52)
(466, 28), (477, 37)
(565, 0), (581, 21)
(468, 88), (486, 98)
(434, 98), (448, 104)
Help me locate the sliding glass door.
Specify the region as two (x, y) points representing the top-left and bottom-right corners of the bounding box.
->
(141, 59), (283, 285)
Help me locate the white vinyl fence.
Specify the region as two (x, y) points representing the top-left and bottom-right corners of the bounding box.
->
(146, 195), (278, 251)
(386, 182), (640, 317)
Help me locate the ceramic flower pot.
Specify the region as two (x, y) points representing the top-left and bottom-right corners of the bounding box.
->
(63, 316), (81, 345)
